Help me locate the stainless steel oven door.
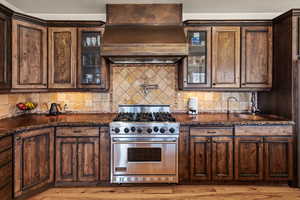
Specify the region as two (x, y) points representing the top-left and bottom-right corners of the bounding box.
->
(112, 137), (177, 175)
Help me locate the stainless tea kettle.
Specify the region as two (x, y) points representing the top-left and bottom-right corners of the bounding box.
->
(49, 103), (61, 116)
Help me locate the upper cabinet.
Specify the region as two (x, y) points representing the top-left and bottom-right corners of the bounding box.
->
(12, 19), (48, 90)
(77, 27), (108, 90)
(0, 11), (11, 90)
(48, 27), (77, 89)
(179, 27), (211, 89)
(241, 26), (272, 88)
(212, 26), (241, 88)
(180, 23), (272, 91)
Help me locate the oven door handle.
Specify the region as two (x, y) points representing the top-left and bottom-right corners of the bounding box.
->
(112, 138), (177, 143)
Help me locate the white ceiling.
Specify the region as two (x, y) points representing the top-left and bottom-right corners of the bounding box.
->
(2, 0), (300, 20)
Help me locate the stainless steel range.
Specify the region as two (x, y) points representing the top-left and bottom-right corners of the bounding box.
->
(110, 105), (179, 184)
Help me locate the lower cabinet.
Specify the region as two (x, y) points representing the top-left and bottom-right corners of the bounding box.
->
(264, 137), (293, 181)
(55, 127), (100, 185)
(235, 125), (294, 181)
(14, 128), (54, 198)
(234, 137), (264, 180)
(190, 127), (234, 181)
(0, 136), (13, 200)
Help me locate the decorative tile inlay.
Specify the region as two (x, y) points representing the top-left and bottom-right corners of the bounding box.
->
(112, 64), (177, 111)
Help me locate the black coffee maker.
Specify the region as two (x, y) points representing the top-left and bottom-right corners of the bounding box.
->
(49, 103), (61, 116)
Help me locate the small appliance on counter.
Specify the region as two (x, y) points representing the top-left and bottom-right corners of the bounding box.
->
(49, 103), (61, 116)
(188, 97), (198, 115)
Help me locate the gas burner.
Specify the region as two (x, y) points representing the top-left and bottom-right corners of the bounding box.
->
(154, 112), (176, 122)
(136, 112), (154, 122)
(113, 112), (135, 122)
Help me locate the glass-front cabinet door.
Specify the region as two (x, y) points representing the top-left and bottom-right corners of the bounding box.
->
(180, 27), (211, 89)
(78, 27), (108, 90)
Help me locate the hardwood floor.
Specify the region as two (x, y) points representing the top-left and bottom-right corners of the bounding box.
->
(28, 185), (300, 200)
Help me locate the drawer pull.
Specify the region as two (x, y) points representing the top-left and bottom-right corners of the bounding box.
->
(16, 136), (21, 141)
(207, 131), (217, 134)
(73, 130), (82, 133)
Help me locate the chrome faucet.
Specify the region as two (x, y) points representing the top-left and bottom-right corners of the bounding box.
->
(250, 92), (260, 114)
(227, 96), (238, 114)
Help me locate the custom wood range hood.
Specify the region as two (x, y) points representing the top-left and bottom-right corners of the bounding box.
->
(101, 4), (188, 64)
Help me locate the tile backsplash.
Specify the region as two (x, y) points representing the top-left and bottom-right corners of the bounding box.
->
(0, 64), (252, 119)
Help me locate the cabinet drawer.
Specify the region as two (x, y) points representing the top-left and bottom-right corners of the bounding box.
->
(235, 125), (293, 136)
(0, 136), (12, 152)
(56, 127), (99, 137)
(190, 127), (233, 136)
(0, 162), (12, 186)
(0, 181), (12, 200)
(0, 148), (12, 166)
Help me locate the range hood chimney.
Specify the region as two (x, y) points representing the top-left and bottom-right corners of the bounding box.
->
(101, 4), (188, 64)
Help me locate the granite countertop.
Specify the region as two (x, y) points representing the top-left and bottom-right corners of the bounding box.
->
(0, 113), (294, 138)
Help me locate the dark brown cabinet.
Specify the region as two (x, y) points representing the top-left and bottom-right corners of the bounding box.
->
(0, 11), (11, 91)
(190, 136), (211, 181)
(12, 19), (48, 90)
(212, 26), (240, 88)
(264, 137), (293, 181)
(14, 128), (54, 198)
(241, 26), (272, 88)
(55, 137), (77, 182)
(235, 125), (294, 181)
(234, 137), (264, 181)
(212, 137), (233, 180)
(180, 27), (211, 89)
(78, 27), (108, 90)
(190, 127), (234, 181)
(48, 27), (77, 89)
(55, 127), (100, 185)
(0, 136), (13, 200)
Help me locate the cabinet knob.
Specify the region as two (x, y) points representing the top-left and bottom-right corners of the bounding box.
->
(242, 83), (246, 85)
(212, 83), (216, 86)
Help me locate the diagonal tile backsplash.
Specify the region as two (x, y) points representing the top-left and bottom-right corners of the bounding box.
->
(112, 64), (176, 111)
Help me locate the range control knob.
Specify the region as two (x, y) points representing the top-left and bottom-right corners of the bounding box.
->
(124, 128), (130, 133)
(114, 128), (120, 133)
(137, 128), (143, 133)
(160, 128), (165, 133)
(131, 127), (136, 132)
(169, 128), (175, 133)
(153, 127), (159, 132)
(147, 128), (152, 134)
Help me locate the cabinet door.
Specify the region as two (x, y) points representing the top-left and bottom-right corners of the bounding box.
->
(55, 137), (77, 183)
(241, 26), (272, 88)
(48, 27), (77, 88)
(264, 137), (293, 181)
(180, 27), (211, 89)
(190, 137), (211, 181)
(77, 137), (100, 182)
(0, 12), (11, 90)
(234, 137), (264, 181)
(0, 136), (12, 200)
(14, 128), (54, 198)
(12, 19), (47, 89)
(212, 27), (240, 88)
(212, 137), (233, 180)
(78, 27), (108, 90)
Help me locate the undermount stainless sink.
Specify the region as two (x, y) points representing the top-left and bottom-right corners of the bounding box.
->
(234, 114), (266, 121)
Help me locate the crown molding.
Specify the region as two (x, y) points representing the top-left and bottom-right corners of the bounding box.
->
(0, 0), (282, 21)
(183, 12), (281, 20)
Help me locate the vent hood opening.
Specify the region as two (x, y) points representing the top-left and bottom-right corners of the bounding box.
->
(101, 4), (188, 64)
(107, 56), (184, 64)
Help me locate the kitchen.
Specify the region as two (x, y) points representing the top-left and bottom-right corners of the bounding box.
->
(0, 0), (300, 199)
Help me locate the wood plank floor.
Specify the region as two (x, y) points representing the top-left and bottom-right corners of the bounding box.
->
(28, 185), (300, 200)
